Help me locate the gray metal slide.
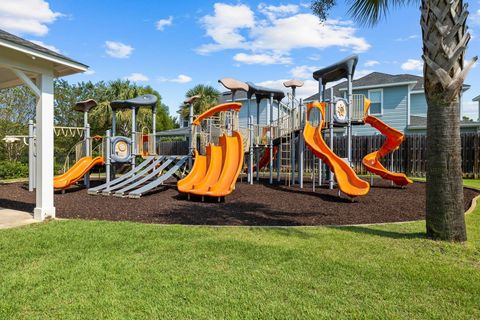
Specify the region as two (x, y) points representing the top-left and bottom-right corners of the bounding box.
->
(113, 157), (176, 197)
(127, 156), (189, 198)
(87, 156), (159, 194)
(101, 156), (166, 195)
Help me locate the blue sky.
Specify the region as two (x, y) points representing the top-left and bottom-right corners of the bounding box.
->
(1, 0), (479, 118)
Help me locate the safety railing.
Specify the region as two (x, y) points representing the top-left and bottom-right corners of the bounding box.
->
(351, 94), (365, 122)
(135, 132), (158, 157)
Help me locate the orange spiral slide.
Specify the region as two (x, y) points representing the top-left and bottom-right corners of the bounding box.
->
(303, 102), (370, 197)
(177, 102), (244, 198)
(54, 156), (105, 190)
(362, 99), (413, 186)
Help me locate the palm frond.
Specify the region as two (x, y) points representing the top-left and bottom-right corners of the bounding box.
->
(347, 0), (418, 26)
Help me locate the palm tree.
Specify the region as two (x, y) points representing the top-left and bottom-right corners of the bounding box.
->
(180, 84), (221, 119)
(311, 0), (477, 241)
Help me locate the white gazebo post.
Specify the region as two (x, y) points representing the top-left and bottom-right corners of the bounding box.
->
(34, 72), (55, 220)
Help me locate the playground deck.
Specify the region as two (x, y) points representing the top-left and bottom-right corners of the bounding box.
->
(0, 179), (477, 226)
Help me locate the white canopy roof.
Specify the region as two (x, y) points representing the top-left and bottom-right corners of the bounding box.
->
(0, 29), (88, 89)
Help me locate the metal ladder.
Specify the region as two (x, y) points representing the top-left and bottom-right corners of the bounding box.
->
(279, 133), (291, 186)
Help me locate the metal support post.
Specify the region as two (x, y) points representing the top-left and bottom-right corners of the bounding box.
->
(298, 99), (304, 188)
(347, 73), (353, 163)
(291, 88), (296, 185)
(246, 97), (251, 183)
(269, 93), (274, 184)
(112, 111), (116, 136)
(391, 151), (394, 186)
(131, 107), (137, 169)
(249, 115), (254, 185)
(329, 87), (334, 189)
(84, 122), (91, 188)
(256, 100), (260, 181)
(277, 99), (281, 182)
(28, 120), (35, 191)
(189, 102), (194, 170)
(152, 105), (157, 135)
(105, 130), (111, 192)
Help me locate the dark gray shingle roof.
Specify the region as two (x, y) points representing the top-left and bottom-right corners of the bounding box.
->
(0, 29), (88, 68)
(305, 72), (423, 101)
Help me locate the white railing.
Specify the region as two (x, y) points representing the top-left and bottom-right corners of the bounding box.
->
(351, 94), (365, 122)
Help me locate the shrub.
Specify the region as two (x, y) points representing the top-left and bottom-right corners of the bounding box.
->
(0, 161), (29, 179)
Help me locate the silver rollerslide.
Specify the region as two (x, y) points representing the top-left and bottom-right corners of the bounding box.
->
(126, 156), (188, 198)
(87, 156), (163, 195)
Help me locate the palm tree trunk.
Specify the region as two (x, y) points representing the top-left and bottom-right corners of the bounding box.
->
(421, 0), (477, 241)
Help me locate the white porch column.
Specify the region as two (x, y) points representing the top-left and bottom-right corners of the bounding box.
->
(34, 72), (55, 220)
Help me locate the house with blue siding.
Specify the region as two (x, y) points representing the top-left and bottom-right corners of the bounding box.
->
(305, 72), (478, 135)
(176, 71), (479, 137)
(218, 91), (287, 129)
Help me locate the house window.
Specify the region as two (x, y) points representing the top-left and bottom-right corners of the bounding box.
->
(368, 89), (383, 115)
(182, 120), (189, 128)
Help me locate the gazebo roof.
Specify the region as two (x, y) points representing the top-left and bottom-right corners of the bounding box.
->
(0, 29), (88, 89)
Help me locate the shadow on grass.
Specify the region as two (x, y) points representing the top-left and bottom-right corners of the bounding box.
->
(331, 225), (425, 240)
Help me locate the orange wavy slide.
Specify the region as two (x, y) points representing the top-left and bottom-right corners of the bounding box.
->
(362, 114), (413, 186)
(178, 132), (244, 197)
(303, 102), (370, 197)
(54, 156), (104, 189)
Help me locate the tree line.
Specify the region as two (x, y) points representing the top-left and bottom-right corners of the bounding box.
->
(0, 79), (179, 169)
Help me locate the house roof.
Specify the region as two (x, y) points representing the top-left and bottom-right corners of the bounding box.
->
(305, 71), (471, 101)
(473, 95), (480, 102)
(305, 72), (423, 101)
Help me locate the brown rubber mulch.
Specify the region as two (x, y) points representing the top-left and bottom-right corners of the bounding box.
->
(0, 178), (477, 226)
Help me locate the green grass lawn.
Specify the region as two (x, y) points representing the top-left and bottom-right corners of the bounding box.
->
(1, 191), (480, 318)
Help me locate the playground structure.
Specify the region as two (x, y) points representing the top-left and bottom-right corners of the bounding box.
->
(3, 55), (412, 202)
(181, 54), (412, 199)
(177, 102), (244, 200)
(88, 94), (189, 198)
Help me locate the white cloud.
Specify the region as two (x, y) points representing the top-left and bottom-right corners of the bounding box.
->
(84, 69), (95, 75)
(290, 65), (319, 79)
(197, 3), (370, 65)
(105, 41), (134, 59)
(124, 73), (149, 82)
(156, 16), (173, 31)
(197, 3), (255, 54)
(159, 74), (192, 84)
(251, 15), (369, 53)
(29, 40), (60, 53)
(395, 34), (419, 42)
(401, 59), (423, 71)
(233, 53), (291, 65)
(0, 0), (62, 36)
(364, 60), (379, 67)
(258, 3), (299, 20)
